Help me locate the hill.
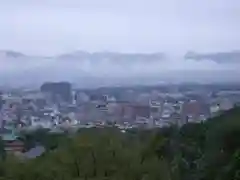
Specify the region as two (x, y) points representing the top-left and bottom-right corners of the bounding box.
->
(0, 108), (240, 180)
(185, 51), (240, 63)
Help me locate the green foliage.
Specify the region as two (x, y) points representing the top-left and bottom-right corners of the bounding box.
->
(0, 108), (240, 180)
(20, 129), (70, 151)
(0, 138), (6, 161)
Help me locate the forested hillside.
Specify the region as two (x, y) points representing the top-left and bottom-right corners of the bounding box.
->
(0, 108), (240, 180)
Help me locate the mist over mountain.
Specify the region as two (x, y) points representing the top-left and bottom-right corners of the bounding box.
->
(185, 51), (240, 63)
(0, 50), (240, 88)
(0, 50), (26, 58)
(58, 51), (165, 63)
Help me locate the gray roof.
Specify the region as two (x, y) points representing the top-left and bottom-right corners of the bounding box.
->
(23, 146), (45, 159)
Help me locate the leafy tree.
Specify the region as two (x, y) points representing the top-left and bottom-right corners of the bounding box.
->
(0, 108), (240, 180)
(0, 138), (5, 161)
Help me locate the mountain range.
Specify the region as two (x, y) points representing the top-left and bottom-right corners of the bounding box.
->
(0, 50), (166, 62)
(185, 50), (240, 63)
(57, 51), (166, 63)
(0, 50), (240, 87)
(1, 50), (240, 63)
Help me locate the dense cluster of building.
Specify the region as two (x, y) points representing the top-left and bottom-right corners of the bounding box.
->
(0, 82), (239, 151)
(0, 82), (240, 131)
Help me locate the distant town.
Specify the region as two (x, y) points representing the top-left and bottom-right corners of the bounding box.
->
(1, 82), (240, 139)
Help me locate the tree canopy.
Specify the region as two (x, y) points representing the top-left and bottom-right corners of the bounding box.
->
(0, 108), (240, 180)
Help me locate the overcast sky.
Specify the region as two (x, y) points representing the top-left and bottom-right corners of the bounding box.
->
(0, 0), (240, 55)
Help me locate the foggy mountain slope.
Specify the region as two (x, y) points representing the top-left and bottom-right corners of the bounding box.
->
(57, 51), (166, 64)
(1, 50), (240, 87)
(0, 50), (167, 78)
(0, 50), (26, 59)
(185, 51), (240, 63)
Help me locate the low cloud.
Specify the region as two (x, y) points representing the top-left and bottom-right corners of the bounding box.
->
(0, 52), (239, 87)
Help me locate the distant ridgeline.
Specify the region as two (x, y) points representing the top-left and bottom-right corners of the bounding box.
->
(185, 51), (240, 63)
(0, 91), (3, 110)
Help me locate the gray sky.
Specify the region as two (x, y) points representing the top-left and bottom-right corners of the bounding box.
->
(0, 0), (240, 55)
